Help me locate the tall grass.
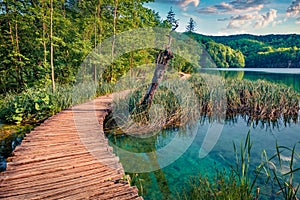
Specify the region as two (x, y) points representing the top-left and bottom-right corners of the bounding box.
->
(178, 132), (300, 200)
(232, 131), (260, 197)
(106, 73), (299, 134)
(257, 141), (300, 199)
(105, 78), (200, 134)
(189, 74), (299, 122)
(178, 131), (257, 200)
(179, 170), (253, 200)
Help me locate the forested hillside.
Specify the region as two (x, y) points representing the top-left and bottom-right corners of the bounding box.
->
(194, 34), (300, 68)
(184, 33), (245, 68)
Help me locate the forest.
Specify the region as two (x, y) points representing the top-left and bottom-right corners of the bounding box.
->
(1, 1), (300, 95)
(0, 0), (172, 94)
(191, 33), (300, 68)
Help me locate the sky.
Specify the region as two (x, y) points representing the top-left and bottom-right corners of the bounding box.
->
(145, 0), (300, 35)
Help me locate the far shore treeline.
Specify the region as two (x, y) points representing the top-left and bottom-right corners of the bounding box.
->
(190, 33), (300, 69)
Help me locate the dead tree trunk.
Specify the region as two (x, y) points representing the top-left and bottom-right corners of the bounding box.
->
(141, 35), (174, 107)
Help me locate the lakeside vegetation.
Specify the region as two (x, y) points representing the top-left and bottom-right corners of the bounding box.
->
(105, 74), (299, 134)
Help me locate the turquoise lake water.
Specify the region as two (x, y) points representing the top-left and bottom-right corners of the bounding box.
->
(106, 69), (300, 200)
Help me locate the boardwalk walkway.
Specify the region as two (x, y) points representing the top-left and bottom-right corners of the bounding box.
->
(0, 95), (142, 199)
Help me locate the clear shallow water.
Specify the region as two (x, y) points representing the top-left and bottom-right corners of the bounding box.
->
(203, 68), (300, 92)
(106, 69), (300, 200)
(107, 116), (300, 200)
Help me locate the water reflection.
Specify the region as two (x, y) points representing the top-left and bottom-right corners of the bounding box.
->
(203, 69), (300, 92)
(106, 114), (300, 199)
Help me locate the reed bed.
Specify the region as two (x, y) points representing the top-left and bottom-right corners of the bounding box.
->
(106, 73), (299, 135)
(189, 74), (299, 123)
(105, 78), (200, 135)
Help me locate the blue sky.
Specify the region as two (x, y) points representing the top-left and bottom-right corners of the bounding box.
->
(145, 0), (300, 35)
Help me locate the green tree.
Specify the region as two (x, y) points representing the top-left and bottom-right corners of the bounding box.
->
(166, 7), (177, 30)
(186, 18), (196, 33)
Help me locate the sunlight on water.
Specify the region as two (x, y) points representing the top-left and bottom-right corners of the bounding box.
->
(107, 115), (300, 200)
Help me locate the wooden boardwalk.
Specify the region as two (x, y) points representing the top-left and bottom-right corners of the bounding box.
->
(0, 95), (142, 199)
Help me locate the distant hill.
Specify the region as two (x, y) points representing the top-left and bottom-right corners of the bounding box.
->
(186, 33), (300, 68)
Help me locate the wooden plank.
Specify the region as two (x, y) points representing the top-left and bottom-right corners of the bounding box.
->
(0, 95), (143, 199)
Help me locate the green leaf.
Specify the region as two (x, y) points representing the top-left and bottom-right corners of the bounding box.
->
(35, 102), (41, 111)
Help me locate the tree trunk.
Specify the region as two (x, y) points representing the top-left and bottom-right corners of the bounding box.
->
(15, 20), (23, 86)
(94, 0), (101, 84)
(110, 0), (118, 82)
(141, 46), (173, 106)
(50, 0), (55, 92)
(42, 0), (47, 64)
(5, 2), (19, 87)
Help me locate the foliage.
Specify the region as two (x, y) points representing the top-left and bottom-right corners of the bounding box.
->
(204, 41), (245, 68)
(0, 87), (54, 124)
(0, 0), (162, 94)
(186, 18), (196, 33)
(207, 34), (300, 68)
(186, 34), (245, 68)
(186, 33), (300, 68)
(0, 83), (98, 124)
(257, 142), (300, 199)
(178, 170), (254, 200)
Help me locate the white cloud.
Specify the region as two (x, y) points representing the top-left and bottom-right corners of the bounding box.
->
(153, 0), (200, 10)
(296, 17), (300, 24)
(286, 0), (300, 17)
(225, 14), (256, 29)
(197, 0), (267, 14)
(221, 9), (278, 30)
(179, 0), (200, 8)
(254, 9), (277, 28)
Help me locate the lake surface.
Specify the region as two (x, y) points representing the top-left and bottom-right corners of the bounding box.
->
(106, 69), (300, 200)
(204, 68), (300, 92)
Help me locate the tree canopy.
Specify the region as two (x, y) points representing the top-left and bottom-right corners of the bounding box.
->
(0, 0), (163, 93)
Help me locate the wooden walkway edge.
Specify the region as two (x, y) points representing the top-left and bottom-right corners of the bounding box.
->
(0, 95), (143, 200)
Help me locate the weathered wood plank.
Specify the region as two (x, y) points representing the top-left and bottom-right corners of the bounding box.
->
(0, 95), (143, 199)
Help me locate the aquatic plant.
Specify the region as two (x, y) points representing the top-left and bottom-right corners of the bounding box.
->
(106, 73), (299, 134)
(178, 170), (253, 200)
(177, 131), (259, 200)
(178, 132), (300, 200)
(232, 131), (260, 197)
(257, 141), (300, 200)
(105, 77), (200, 134)
(189, 74), (299, 123)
